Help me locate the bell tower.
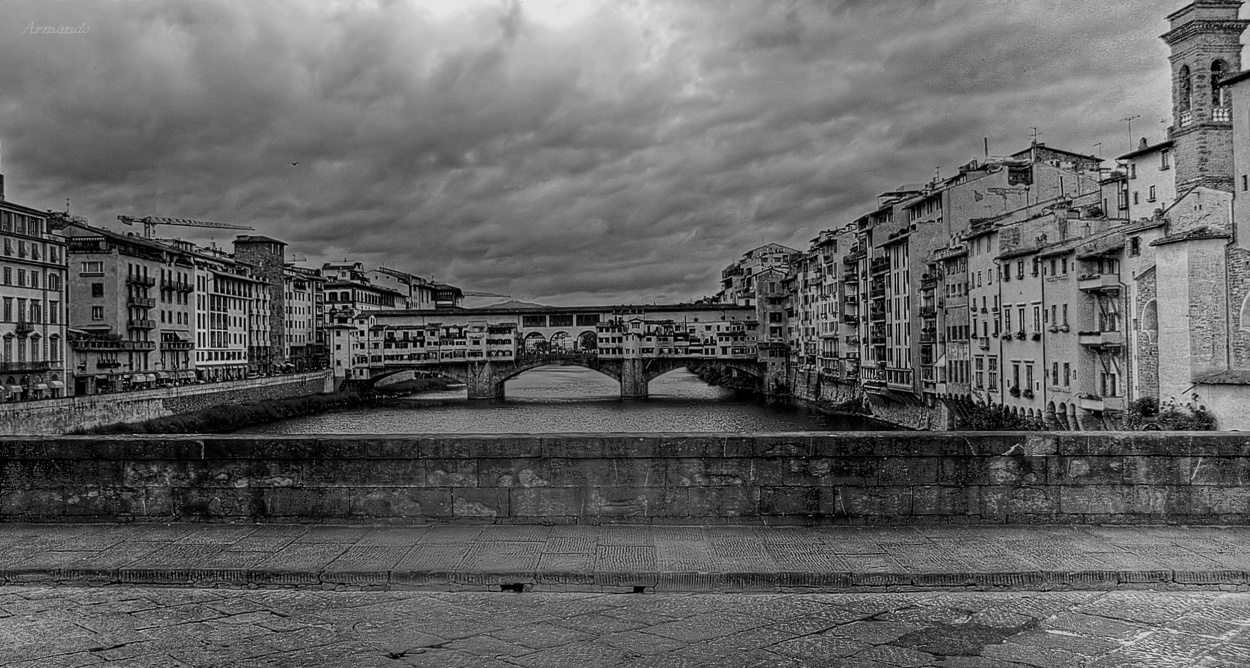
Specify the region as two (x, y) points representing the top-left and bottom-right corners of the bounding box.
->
(1162, 0), (1248, 196)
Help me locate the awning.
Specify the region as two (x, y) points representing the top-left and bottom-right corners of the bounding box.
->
(94, 375), (109, 381)
(7, 385), (23, 393)
(49, 381), (65, 389)
(178, 370), (195, 379)
(155, 372), (170, 380)
(133, 374), (151, 383)
(32, 383), (48, 391)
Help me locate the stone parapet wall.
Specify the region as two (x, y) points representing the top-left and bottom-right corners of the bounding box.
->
(3, 431), (1248, 525)
(0, 371), (334, 435)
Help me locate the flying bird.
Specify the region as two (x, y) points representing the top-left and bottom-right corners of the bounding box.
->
(290, 162), (299, 166)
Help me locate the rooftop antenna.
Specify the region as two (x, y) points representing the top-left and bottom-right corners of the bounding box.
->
(1029, 127), (1043, 145)
(1121, 115), (1141, 150)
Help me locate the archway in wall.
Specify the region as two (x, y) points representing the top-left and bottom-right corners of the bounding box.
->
(576, 331), (597, 351)
(523, 332), (548, 353)
(549, 331), (572, 351)
(1141, 299), (1159, 341)
(1240, 294), (1250, 332)
(1057, 402), (1070, 430)
(1068, 403), (1080, 431)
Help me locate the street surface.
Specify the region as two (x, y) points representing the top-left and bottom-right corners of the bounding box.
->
(1, 587), (1246, 667)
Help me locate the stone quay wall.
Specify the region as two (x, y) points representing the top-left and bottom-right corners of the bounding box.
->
(2, 431), (1249, 525)
(0, 371), (334, 435)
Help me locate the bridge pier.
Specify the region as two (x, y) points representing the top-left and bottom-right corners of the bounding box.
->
(464, 363), (505, 400)
(619, 358), (648, 400)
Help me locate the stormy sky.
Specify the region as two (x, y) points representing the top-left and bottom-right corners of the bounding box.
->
(0, 0), (1181, 305)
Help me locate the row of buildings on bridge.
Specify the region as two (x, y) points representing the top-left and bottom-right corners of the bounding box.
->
(713, 0), (1250, 430)
(0, 194), (467, 400)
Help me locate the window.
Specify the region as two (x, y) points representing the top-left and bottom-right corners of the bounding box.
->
(1012, 363), (1020, 389)
(1130, 237), (1141, 257)
(1244, 175), (1248, 192)
(1026, 364), (1034, 390)
(1052, 362), (1059, 385)
(1033, 306), (1041, 332)
(1062, 304), (1069, 326)
(1017, 261), (1024, 279)
(80, 261), (103, 276)
(1130, 163), (1137, 179)
(1180, 65), (1192, 111)
(1061, 258), (1068, 274)
(988, 357), (998, 390)
(2, 298), (9, 321)
(1133, 192), (1140, 205)
(1148, 186), (1156, 202)
(91, 306), (103, 321)
(1063, 363), (1070, 387)
(1161, 150), (1170, 170)
(1, 267), (8, 285)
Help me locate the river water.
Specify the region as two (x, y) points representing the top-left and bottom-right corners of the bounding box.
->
(237, 366), (886, 435)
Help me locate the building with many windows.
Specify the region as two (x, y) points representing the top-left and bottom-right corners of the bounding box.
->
(0, 189), (68, 400)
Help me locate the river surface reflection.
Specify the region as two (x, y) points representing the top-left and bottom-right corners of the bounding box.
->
(237, 366), (886, 434)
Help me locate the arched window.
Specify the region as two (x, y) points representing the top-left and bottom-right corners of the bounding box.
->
(1240, 293), (1250, 332)
(1179, 65), (1192, 111)
(1141, 299), (1158, 341)
(1213, 60), (1228, 107)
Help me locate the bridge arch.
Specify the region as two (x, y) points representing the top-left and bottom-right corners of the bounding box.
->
(523, 332), (547, 352)
(549, 331), (573, 351)
(576, 331), (597, 351)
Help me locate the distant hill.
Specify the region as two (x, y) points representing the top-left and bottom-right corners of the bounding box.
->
(478, 299), (551, 310)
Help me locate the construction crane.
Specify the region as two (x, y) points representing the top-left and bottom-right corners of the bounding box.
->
(117, 215), (254, 239)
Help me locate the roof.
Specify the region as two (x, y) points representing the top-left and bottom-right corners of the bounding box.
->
(1149, 225), (1232, 247)
(1117, 139), (1173, 161)
(996, 245), (1043, 261)
(234, 234), (287, 246)
(1008, 143), (1102, 163)
(1218, 68), (1250, 88)
(1194, 370), (1250, 385)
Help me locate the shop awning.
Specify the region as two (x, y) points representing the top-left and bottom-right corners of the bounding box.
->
(32, 383), (48, 391)
(155, 372), (170, 380)
(133, 374), (151, 383)
(48, 381), (65, 389)
(94, 375), (109, 381)
(7, 385), (24, 393)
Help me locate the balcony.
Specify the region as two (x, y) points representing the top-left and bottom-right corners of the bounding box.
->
(843, 295), (858, 305)
(73, 338), (123, 351)
(128, 296), (156, 308)
(161, 340), (194, 350)
(123, 340), (157, 351)
(1077, 273), (1120, 293)
(919, 306), (936, 318)
(15, 321), (35, 335)
(1214, 106), (1232, 122)
(1079, 395), (1126, 412)
(1078, 330), (1125, 349)
(96, 360), (121, 369)
(162, 280), (194, 292)
(1180, 109), (1193, 127)
(842, 272), (859, 283)
(869, 335), (887, 345)
(869, 258), (889, 275)
(842, 314), (859, 325)
(127, 319), (156, 330)
(919, 331), (936, 344)
(869, 309), (886, 322)
(127, 275), (157, 287)
(920, 274), (937, 290)
(0, 361), (53, 372)
(869, 286), (886, 299)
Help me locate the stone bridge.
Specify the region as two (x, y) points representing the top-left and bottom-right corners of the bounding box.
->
(369, 351), (768, 399)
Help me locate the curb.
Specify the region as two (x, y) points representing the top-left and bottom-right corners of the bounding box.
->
(4, 567), (1250, 593)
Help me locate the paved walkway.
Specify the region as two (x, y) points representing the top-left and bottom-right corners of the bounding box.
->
(5, 587), (1250, 667)
(4, 523), (1250, 593)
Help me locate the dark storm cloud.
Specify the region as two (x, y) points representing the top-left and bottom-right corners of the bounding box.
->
(0, 0), (1177, 304)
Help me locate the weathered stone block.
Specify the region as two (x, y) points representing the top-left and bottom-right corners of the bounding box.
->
(607, 459), (668, 488)
(422, 434), (542, 459)
(541, 435), (659, 458)
(1052, 456), (1125, 485)
(348, 488), (437, 519)
(585, 486), (672, 519)
(911, 485), (978, 516)
(301, 460), (418, 487)
(879, 458), (938, 485)
(805, 457), (879, 486)
(838, 487), (913, 516)
(509, 487), (586, 518)
(422, 459), (479, 488)
(667, 459), (756, 487)
(452, 488), (508, 518)
(810, 435), (878, 457)
(725, 434), (812, 458)
(678, 486), (759, 519)
(759, 486), (820, 516)
(173, 487), (262, 519)
(0, 488), (64, 518)
(262, 488), (351, 519)
(1059, 485), (1134, 515)
(1121, 457), (1186, 485)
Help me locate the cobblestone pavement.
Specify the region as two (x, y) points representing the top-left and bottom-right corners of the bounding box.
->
(2, 587), (1248, 667)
